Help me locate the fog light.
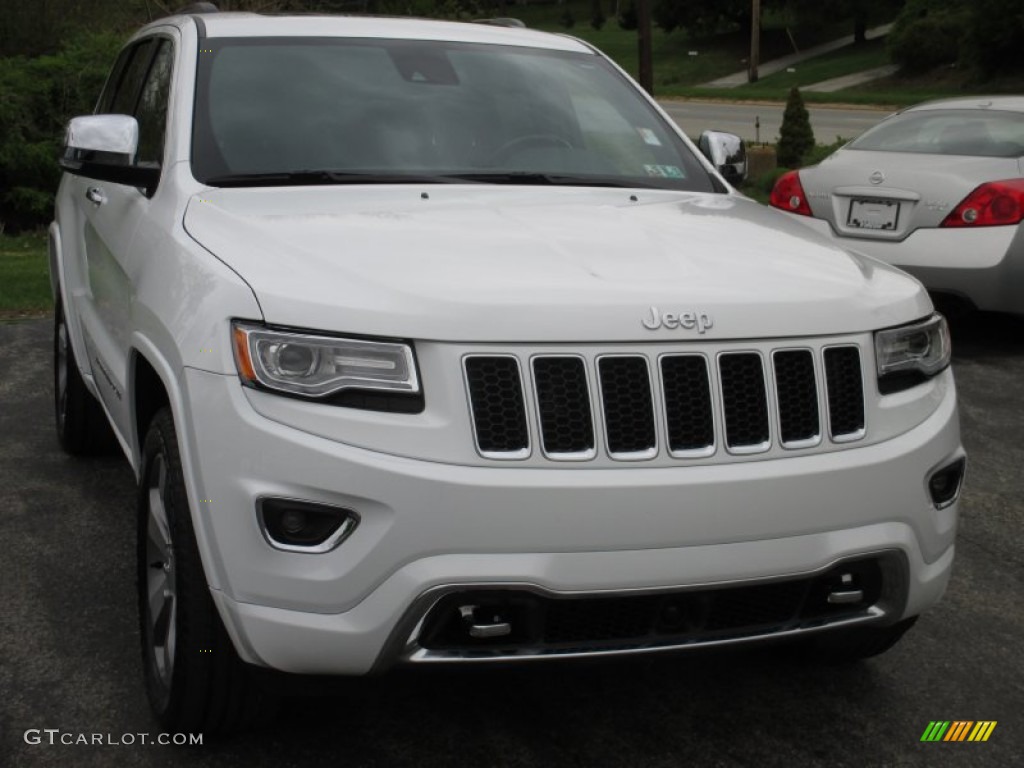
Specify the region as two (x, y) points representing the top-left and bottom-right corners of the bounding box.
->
(280, 509), (307, 535)
(928, 458), (966, 509)
(258, 498), (358, 553)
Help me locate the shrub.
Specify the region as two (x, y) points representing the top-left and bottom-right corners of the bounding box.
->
(962, 0), (1024, 78)
(776, 87), (815, 169)
(0, 30), (122, 232)
(888, 0), (969, 74)
(744, 167), (789, 203)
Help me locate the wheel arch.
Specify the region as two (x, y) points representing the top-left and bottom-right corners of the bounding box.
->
(48, 222), (62, 304)
(133, 352), (171, 471)
(128, 336), (187, 475)
(129, 334), (225, 593)
(49, 222), (97, 394)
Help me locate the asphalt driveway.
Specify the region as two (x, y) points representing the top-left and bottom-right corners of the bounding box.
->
(1, 313), (1022, 767)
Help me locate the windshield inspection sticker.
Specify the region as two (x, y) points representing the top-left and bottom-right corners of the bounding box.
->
(637, 127), (662, 146)
(644, 164), (685, 179)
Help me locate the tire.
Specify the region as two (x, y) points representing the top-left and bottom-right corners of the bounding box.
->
(138, 407), (275, 734)
(804, 617), (918, 664)
(53, 299), (115, 455)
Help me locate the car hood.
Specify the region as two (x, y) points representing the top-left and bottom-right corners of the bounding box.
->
(183, 186), (930, 342)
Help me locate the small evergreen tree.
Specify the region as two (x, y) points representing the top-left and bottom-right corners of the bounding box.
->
(777, 87), (815, 168)
(560, 7), (576, 29)
(590, 0), (606, 30)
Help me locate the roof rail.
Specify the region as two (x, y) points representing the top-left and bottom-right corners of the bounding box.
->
(474, 17), (526, 28)
(178, 2), (219, 13)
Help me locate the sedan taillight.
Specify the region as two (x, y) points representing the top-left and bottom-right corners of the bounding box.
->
(941, 179), (1024, 228)
(769, 170), (812, 216)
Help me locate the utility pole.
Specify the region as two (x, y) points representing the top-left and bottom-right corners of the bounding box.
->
(637, 0), (653, 95)
(748, 0), (760, 83)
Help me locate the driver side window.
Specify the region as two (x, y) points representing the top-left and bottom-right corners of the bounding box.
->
(135, 40), (174, 167)
(108, 40), (156, 116)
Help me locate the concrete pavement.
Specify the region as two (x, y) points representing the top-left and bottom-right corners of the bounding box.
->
(804, 64), (901, 93)
(703, 23), (894, 88)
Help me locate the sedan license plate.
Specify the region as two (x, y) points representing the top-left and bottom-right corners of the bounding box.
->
(847, 199), (900, 231)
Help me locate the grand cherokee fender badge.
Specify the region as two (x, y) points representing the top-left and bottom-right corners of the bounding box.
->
(641, 306), (714, 333)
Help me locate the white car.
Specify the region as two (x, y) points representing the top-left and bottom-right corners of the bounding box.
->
(769, 96), (1024, 315)
(51, 7), (965, 733)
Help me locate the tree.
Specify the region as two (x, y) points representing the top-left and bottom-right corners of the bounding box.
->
(887, 0), (968, 74)
(776, 87), (815, 168)
(618, 0), (637, 30)
(783, 0), (905, 46)
(591, 0), (607, 30)
(0, 31), (124, 230)
(962, 0), (1024, 77)
(652, 0), (763, 37)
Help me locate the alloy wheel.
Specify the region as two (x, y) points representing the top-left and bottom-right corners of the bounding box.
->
(144, 454), (177, 690)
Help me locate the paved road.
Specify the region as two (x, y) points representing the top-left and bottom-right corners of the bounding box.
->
(661, 99), (891, 143)
(2, 314), (1022, 767)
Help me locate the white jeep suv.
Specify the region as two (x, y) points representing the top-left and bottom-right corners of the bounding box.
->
(51, 8), (965, 733)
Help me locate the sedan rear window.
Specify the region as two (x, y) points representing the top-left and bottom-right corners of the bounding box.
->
(848, 109), (1024, 158)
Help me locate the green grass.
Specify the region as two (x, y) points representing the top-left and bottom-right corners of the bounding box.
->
(515, 1), (873, 91)
(514, 3), (1022, 105)
(0, 231), (52, 316)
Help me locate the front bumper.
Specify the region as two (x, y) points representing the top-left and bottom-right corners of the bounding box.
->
(181, 367), (962, 675)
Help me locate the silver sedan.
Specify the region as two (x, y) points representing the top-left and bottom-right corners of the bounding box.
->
(769, 96), (1024, 315)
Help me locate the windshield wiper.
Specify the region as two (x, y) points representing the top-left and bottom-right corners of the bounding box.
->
(442, 172), (659, 188)
(202, 170), (473, 188)
(203, 169), (665, 189)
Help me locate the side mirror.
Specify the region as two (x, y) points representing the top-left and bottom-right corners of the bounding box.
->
(59, 115), (160, 195)
(698, 130), (747, 184)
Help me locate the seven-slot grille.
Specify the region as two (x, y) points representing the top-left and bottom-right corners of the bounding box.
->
(463, 345), (865, 461)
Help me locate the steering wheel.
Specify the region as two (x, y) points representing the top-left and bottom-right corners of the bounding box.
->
(485, 133), (573, 166)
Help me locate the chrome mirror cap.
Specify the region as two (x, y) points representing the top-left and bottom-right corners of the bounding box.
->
(64, 114), (139, 158)
(698, 130), (748, 184)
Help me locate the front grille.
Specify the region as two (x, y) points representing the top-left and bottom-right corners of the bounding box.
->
(661, 355), (714, 454)
(773, 350), (820, 446)
(598, 356), (656, 457)
(464, 356), (529, 456)
(719, 353), (770, 451)
(824, 346), (866, 439)
(463, 343), (866, 462)
(533, 356), (595, 457)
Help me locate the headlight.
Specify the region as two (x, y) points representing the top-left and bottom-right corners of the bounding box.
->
(232, 322), (419, 398)
(874, 313), (951, 394)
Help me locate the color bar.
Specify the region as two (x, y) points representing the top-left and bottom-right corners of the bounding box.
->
(921, 721), (950, 742)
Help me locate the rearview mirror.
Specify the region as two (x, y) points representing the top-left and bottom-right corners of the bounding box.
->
(59, 115), (160, 195)
(698, 130), (747, 184)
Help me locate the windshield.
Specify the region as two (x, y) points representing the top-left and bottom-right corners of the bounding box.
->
(848, 108), (1024, 158)
(191, 37), (717, 190)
